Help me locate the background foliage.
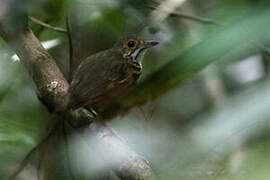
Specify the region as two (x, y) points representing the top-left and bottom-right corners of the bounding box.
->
(1, 0), (270, 179)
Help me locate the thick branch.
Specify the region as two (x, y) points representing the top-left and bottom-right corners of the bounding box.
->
(83, 122), (156, 180)
(0, 16), (155, 180)
(0, 22), (68, 112)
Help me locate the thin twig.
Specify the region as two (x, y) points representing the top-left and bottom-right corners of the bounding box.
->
(66, 16), (74, 82)
(62, 120), (77, 180)
(29, 16), (67, 33)
(37, 153), (42, 180)
(249, 39), (270, 55)
(7, 123), (59, 180)
(146, 5), (221, 25)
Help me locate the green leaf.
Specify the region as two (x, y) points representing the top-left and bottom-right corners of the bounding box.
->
(121, 8), (270, 108)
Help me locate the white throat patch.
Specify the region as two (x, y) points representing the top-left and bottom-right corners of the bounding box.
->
(131, 48), (146, 62)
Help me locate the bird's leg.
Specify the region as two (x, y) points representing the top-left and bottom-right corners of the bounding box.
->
(89, 108), (99, 119)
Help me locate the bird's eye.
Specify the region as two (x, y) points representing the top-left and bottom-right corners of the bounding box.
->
(127, 40), (135, 48)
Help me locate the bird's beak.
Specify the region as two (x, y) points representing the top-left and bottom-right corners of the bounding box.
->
(141, 40), (159, 49)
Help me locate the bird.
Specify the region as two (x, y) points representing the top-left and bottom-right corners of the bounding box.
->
(67, 35), (159, 116)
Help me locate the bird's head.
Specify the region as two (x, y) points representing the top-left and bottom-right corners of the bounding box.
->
(114, 35), (159, 63)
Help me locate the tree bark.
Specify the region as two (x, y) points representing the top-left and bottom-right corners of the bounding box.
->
(0, 16), (155, 180)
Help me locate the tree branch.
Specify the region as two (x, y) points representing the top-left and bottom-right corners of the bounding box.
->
(29, 16), (67, 33)
(0, 21), (69, 112)
(66, 16), (74, 82)
(0, 16), (155, 180)
(84, 122), (156, 180)
(146, 4), (221, 25)
(3, 6), (269, 180)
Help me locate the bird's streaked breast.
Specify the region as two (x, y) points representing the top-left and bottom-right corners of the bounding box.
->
(130, 61), (142, 81)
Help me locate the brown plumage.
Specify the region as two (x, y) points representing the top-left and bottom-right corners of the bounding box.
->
(67, 35), (158, 114)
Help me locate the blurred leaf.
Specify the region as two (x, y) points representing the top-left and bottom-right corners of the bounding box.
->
(120, 7), (270, 109)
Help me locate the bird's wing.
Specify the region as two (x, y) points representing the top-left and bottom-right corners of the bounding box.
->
(68, 51), (126, 109)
